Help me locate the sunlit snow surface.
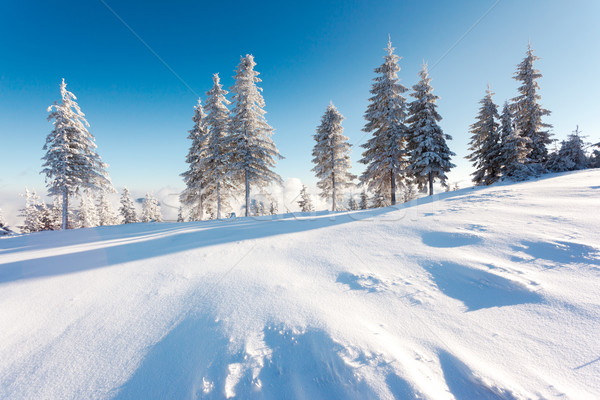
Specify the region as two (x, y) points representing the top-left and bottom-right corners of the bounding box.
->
(1, 170), (599, 399)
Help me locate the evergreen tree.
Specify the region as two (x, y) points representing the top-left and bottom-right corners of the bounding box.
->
(42, 79), (113, 230)
(78, 190), (99, 228)
(50, 196), (63, 230)
(347, 196), (359, 211)
(360, 38), (409, 205)
(359, 190), (369, 210)
(269, 201), (278, 215)
(547, 126), (588, 172)
(228, 55), (283, 216)
(297, 185), (314, 212)
(589, 143), (600, 168)
(0, 207), (13, 236)
(177, 205), (185, 223)
(498, 102), (533, 180)
(203, 73), (235, 219)
(141, 193), (162, 222)
(371, 192), (389, 208)
(97, 193), (117, 226)
(181, 98), (210, 221)
(119, 187), (138, 224)
(312, 103), (356, 211)
(467, 86), (503, 185)
(406, 64), (455, 195)
(512, 43), (552, 164)
(402, 183), (417, 203)
(19, 189), (44, 233)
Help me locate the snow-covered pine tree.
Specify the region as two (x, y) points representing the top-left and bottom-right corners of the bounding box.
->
(50, 196), (63, 230)
(0, 207), (13, 235)
(141, 193), (162, 222)
(177, 205), (185, 223)
(228, 55), (283, 216)
(19, 189), (44, 233)
(42, 79), (113, 230)
(78, 190), (99, 228)
(269, 201), (278, 215)
(203, 73), (235, 219)
(547, 126), (588, 172)
(347, 196), (359, 211)
(119, 187), (138, 224)
(97, 192), (117, 226)
(297, 185), (314, 212)
(311, 103), (356, 211)
(589, 143), (600, 168)
(359, 190), (369, 210)
(406, 64), (455, 195)
(512, 43), (552, 165)
(360, 38), (409, 205)
(181, 98), (210, 221)
(402, 183), (417, 203)
(467, 86), (503, 185)
(498, 101), (533, 180)
(371, 192), (389, 208)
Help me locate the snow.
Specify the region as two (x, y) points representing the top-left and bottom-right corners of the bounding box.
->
(1, 170), (599, 399)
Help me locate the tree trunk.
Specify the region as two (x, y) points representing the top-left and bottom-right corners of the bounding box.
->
(216, 181), (221, 219)
(245, 169), (250, 217)
(332, 172), (336, 212)
(429, 172), (434, 196)
(62, 187), (68, 230)
(390, 170), (396, 205)
(198, 184), (204, 221)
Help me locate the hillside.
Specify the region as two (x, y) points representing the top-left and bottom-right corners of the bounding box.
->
(1, 170), (599, 399)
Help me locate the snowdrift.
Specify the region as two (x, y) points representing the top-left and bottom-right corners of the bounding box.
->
(1, 170), (599, 399)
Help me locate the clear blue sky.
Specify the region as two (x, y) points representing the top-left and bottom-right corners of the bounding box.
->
(1, 0), (599, 194)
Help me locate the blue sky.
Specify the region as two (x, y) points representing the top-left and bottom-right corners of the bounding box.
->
(1, 0), (599, 194)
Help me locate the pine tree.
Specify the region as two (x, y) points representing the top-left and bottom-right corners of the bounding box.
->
(78, 190), (99, 228)
(498, 102), (533, 180)
(177, 205), (185, 223)
(512, 43), (552, 165)
(402, 183), (417, 203)
(360, 38), (409, 205)
(347, 196), (359, 210)
(203, 73), (235, 219)
(50, 196), (63, 230)
(181, 98), (210, 221)
(119, 187), (138, 224)
(297, 185), (314, 212)
(141, 193), (162, 222)
(42, 79), (114, 230)
(406, 64), (455, 195)
(467, 86), (503, 185)
(268, 200), (278, 215)
(97, 193), (117, 226)
(547, 126), (588, 172)
(589, 143), (600, 168)
(312, 103), (356, 211)
(359, 190), (369, 210)
(228, 55), (283, 216)
(0, 207), (13, 236)
(19, 189), (44, 233)
(371, 192), (389, 208)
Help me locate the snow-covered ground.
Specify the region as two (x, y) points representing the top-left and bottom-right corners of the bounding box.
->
(1, 170), (599, 399)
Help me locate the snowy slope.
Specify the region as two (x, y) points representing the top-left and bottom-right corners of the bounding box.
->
(0, 170), (599, 399)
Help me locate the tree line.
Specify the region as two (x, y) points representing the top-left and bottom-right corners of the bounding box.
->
(2, 40), (599, 234)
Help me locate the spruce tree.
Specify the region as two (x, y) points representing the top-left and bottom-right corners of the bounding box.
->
(360, 38), (409, 205)
(228, 55), (283, 216)
(467, 86), (503, 185)
(181, 98), (210, 221)
(177, 206), (185, 223)
(269, 201), (278, 215)
(359, 190), (369, 210)
(78, 190), (99, 228)
(97, 193), (117, 226)
(512, 43), (552, 165)
(42, 79), (113, 230)
(371, 192), (389, 208)
(547, 126), (588, 172)
(347, 196), (359, 211)
(19, 189), (44, 233)
(203, 73), (235, 219)
(498, 102), (532, 180)
(297, 185), (314, 212)
(50, 196), (63, 230)
(312, 103), (356, 211)
(119, 187), (138, 224)
(141, 193), (162, 222)
(406, 64), (455, 195)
